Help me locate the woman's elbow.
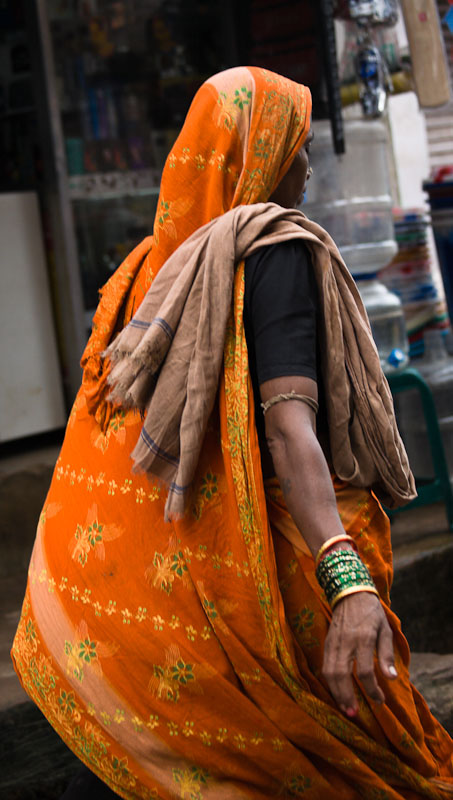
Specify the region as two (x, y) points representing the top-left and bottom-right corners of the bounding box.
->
(265, 426), (288, 460)
(265, 408), (317, 457)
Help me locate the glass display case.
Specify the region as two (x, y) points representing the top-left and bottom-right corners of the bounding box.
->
(43, 0), (239, 327)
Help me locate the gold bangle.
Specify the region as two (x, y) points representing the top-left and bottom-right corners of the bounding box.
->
(315, 534), (356, 569)
(331, 585), (380, 611)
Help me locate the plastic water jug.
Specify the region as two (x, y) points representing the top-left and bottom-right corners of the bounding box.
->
(303, 119), (397, 274)
(356, 274), (409, 373)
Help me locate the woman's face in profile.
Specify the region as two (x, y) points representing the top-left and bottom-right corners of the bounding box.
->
(269, 128), (313, 208)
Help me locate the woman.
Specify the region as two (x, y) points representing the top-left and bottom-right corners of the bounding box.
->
(12, 67), (453, 799)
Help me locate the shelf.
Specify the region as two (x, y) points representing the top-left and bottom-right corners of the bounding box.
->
(68, 169), (161, 200)
(0, 107), (35, 121)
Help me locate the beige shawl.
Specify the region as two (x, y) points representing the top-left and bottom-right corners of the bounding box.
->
(106, 203), (416, 520)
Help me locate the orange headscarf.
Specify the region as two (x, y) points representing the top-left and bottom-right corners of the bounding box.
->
(148, 65), (311, 271)
(81, 66), (311, 424)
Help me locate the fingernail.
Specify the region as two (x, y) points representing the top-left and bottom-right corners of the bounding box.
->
(346, 707), (356, 718)
(388, 665), (398, 677)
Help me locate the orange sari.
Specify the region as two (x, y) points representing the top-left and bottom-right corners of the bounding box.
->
(12, 67), (453, 800)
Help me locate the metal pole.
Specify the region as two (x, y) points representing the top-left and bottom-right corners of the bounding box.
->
(28, 0), (87, 405)
(318, 0), (346, 155)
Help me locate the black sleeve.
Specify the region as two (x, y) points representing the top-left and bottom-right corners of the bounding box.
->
(243, 239), (318, 387)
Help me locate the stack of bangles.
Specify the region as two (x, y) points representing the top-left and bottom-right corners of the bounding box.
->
(315, 534), (380, 611)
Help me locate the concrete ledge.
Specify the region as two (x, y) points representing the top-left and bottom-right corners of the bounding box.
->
(391, 542), (453, 654)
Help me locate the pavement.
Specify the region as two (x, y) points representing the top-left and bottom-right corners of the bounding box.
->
(0, 431), (452, 798)
(1, 433), (63, 705)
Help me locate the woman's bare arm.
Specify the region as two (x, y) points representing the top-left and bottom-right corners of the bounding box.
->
(262, 376), (344, 555)
(261, 374), (397, 715)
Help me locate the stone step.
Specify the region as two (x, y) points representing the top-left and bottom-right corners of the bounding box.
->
(0, 702), (80, 800)
(391, 541), (453, 654)
(410, 652), (453, 735)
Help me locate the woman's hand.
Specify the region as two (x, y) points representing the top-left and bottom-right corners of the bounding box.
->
(322, 592), (397, 717)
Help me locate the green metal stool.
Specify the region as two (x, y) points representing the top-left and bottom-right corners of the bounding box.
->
(387, 367), (453, 531)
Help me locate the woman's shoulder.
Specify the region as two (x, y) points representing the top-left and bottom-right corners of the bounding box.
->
(244, 238), (312, 291)
(246, 237), (310, 267)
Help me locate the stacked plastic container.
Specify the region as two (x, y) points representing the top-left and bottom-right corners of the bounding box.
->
(379, 209), (450, 358)
(303, 119), (409, 373)
(423, 170), (453, 329)
(379, 203), (453, 482)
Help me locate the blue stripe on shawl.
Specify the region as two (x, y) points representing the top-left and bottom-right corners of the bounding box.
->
(153, 317), (174, 340)
(140, 427), (180, 467)
(169, 482), (190, 495)
(128, 316), (174, 339)
(128, 318), (151, 329)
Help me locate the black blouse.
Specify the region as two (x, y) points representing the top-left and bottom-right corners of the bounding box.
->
(243, 239), (324, 463)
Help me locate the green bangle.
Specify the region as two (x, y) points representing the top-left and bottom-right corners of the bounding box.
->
(315, 548), (377, 609)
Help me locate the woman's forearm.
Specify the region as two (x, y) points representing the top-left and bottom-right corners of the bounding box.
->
(267, 415), (349, 557)
(260, 375), (352, 558)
